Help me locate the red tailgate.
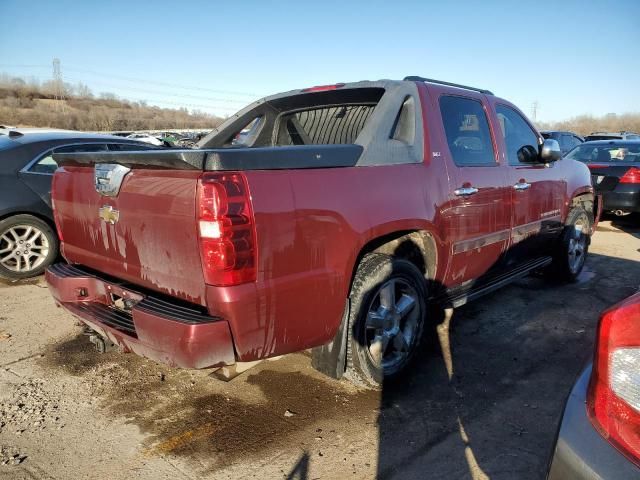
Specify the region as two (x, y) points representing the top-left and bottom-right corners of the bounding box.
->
(53, 166), (207, 305)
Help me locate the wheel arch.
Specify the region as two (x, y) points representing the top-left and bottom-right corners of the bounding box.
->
(570, 192), (597, 231)
(312, 226), (442, 381)
(354, 229), (438, 281)
(0, 210), (57, 235)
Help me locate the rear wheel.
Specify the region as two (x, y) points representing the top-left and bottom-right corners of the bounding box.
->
(0, 215), (58, 280)
(549, 207), (591, 282)
(344, 254), (427, 389)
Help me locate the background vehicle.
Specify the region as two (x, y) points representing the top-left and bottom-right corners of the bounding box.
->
(547, 292), (640, 479)
(125, 133), (164, 146)
(0, 130), (153, 280)
(46, 77), (596, 389)
(585, 131), (640, 141)
(541, 130), (584, 156)
(566, 140), (640, 217)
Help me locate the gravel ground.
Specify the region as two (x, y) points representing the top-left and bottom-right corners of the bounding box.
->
(0, 217), (638, 480)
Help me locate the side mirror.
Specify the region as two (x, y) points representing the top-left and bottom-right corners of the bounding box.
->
(540, 138), (562, 163)
(517, 145), (539, 164)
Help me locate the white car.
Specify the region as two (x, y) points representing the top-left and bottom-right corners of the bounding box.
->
(125, 133), (164, 146)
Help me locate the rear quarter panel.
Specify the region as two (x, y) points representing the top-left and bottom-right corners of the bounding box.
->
(208, 161), (450, 361)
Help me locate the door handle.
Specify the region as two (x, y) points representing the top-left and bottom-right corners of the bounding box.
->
(513, 182), (531, 191)
(454, 186), (479, 196)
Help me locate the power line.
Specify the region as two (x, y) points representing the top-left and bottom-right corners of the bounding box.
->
(61, 76), (250, 104)
(0, 71), (242, 114)
(64, 65), (260, 98)
(0, 63), (260, 97)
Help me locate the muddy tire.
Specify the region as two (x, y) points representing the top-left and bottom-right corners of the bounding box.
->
(549, 207), (592, 282)
(343, 254), (427, 390)
(0, 214), (58, 280)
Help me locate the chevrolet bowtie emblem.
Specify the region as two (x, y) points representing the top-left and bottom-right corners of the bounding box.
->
(99, 205), (120, 225)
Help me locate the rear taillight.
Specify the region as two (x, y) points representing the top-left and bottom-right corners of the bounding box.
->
(587, 164), (606, 170)
(197, 172), (257, 286)
(620, 167), (640, 184)
(587, 293), (640, 466)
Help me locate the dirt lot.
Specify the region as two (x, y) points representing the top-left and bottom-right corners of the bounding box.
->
(0, 217), (639, 480)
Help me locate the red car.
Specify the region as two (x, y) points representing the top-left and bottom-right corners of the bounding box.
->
(45, 77), (597, 388)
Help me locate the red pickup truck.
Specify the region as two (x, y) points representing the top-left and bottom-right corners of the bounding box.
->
(46, 77), (597, 388)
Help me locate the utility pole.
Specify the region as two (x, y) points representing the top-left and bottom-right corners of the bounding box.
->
(52, 58), (65, 113)
(531, 101), (539, 123)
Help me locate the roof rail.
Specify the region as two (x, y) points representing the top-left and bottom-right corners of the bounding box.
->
(403, 76), (494, 96)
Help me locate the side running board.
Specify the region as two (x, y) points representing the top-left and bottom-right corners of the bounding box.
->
(438, 256), (552, 309)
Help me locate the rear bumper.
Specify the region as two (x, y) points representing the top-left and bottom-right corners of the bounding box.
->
(600, 185), (640, 212)
(547, 366), (639, 479)
(45, 263), (236, 369)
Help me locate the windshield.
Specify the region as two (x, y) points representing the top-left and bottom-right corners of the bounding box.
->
(565, 143), (640, 163)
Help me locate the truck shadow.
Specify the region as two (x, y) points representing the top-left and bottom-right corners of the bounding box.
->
(374, 249), (640, 479)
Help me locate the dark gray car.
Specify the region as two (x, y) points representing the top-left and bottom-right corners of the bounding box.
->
(0, 129), (153, 280)
(541, 130), (584, 156)
(548, 292), (640, 479)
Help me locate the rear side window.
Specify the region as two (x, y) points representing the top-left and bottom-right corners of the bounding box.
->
(439, 96), (496, 166)
(28, 143), (108, 174)
(29, 153), (58, 174)
(495, 105), (539, 165)
(276, 105), (376, 146)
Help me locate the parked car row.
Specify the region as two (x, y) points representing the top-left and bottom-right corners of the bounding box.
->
(585, 131), (640, 142)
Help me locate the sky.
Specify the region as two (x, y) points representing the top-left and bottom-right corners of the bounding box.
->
(1, 0), (639, 122)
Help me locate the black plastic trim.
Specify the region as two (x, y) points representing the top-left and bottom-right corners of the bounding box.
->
(135, 296), (220, 325)
(438, 256), (552, 308)
(405, 76), (494, 95)
(54, 150), (206, 170)
(53, 144), (363, 171)
(204, 144), (363, 170)
(74, 302), (137, 337)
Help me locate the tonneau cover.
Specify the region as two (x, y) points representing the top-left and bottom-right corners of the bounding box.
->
(53, 144), (364, 171)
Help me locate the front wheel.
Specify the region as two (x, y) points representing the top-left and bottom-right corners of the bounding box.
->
(0, 214), (59, 280)
(549, 207), (592, 282)
(344, 254), (427, 389)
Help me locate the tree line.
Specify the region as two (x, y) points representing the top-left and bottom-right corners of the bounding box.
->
(537, 113), (640, 137)
(0, 73), (225, 131)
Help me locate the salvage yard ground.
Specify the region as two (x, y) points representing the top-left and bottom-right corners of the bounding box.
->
(0, 218), (639, 480)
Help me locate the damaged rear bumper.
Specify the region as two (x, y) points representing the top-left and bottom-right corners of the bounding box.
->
(45, 263), (236, 369)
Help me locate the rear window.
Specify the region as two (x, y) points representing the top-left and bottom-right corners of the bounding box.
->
(200, 87), (385, 148)
(276, 105), (375, 145)
(565, 143), (640, 163)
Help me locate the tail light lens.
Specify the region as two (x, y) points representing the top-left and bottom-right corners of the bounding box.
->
(620, 167), (640, 184)
(197, 172), (257, 286)
(587, 293), (640, 466)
